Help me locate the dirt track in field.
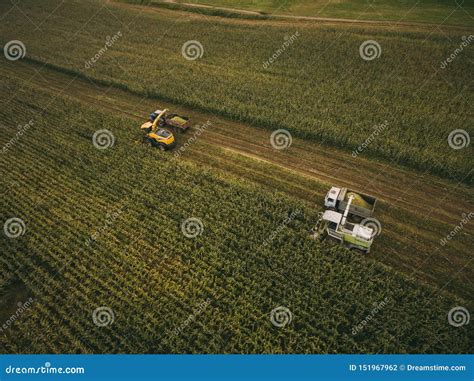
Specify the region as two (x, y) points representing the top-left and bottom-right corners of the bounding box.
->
(110, 0), (471, 33)
(2, 60), (473, 300)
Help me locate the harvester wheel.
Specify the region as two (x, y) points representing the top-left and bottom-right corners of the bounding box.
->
(158, 144), (166, 151)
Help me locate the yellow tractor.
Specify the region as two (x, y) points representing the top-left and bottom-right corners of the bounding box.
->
(140, 109), (176, 151)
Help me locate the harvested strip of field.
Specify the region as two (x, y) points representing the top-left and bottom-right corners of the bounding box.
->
(0, 74), (472, 353)
(0, 0), (472, 183)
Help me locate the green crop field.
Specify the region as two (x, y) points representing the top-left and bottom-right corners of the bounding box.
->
(0, 0), (472, 356)
(0, 0), (472, 183)
(1, 76), (472, 353)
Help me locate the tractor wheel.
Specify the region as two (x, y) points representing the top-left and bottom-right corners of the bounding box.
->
(150, 139), (163, 149)
(158, 144), (166, 151)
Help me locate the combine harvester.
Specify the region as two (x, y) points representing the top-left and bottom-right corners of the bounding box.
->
(140, 108), (190, 150)
(310, 186), (379, 253)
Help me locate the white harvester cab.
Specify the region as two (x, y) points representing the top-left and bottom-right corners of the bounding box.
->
(322, 210), (342, 228)
(324, 186), (341, 209)
(349, 224), (374, 242)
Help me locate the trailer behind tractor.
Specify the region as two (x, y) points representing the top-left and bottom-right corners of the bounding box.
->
(324, 186), (376, 219)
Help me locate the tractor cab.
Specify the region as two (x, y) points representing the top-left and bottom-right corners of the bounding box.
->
(324, 187), (340, 209)
(143, 127), (175, 150)
(150, 109), (164, 121)
(150, 109), (167, 128)
(156, 129), (172, 138)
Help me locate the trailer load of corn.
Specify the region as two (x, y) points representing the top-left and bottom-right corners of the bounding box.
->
(324, 187), (377, 219)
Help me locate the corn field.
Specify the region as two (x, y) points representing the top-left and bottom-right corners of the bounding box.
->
(1, 71), (472, 353)
(0, 0), (472, 184)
